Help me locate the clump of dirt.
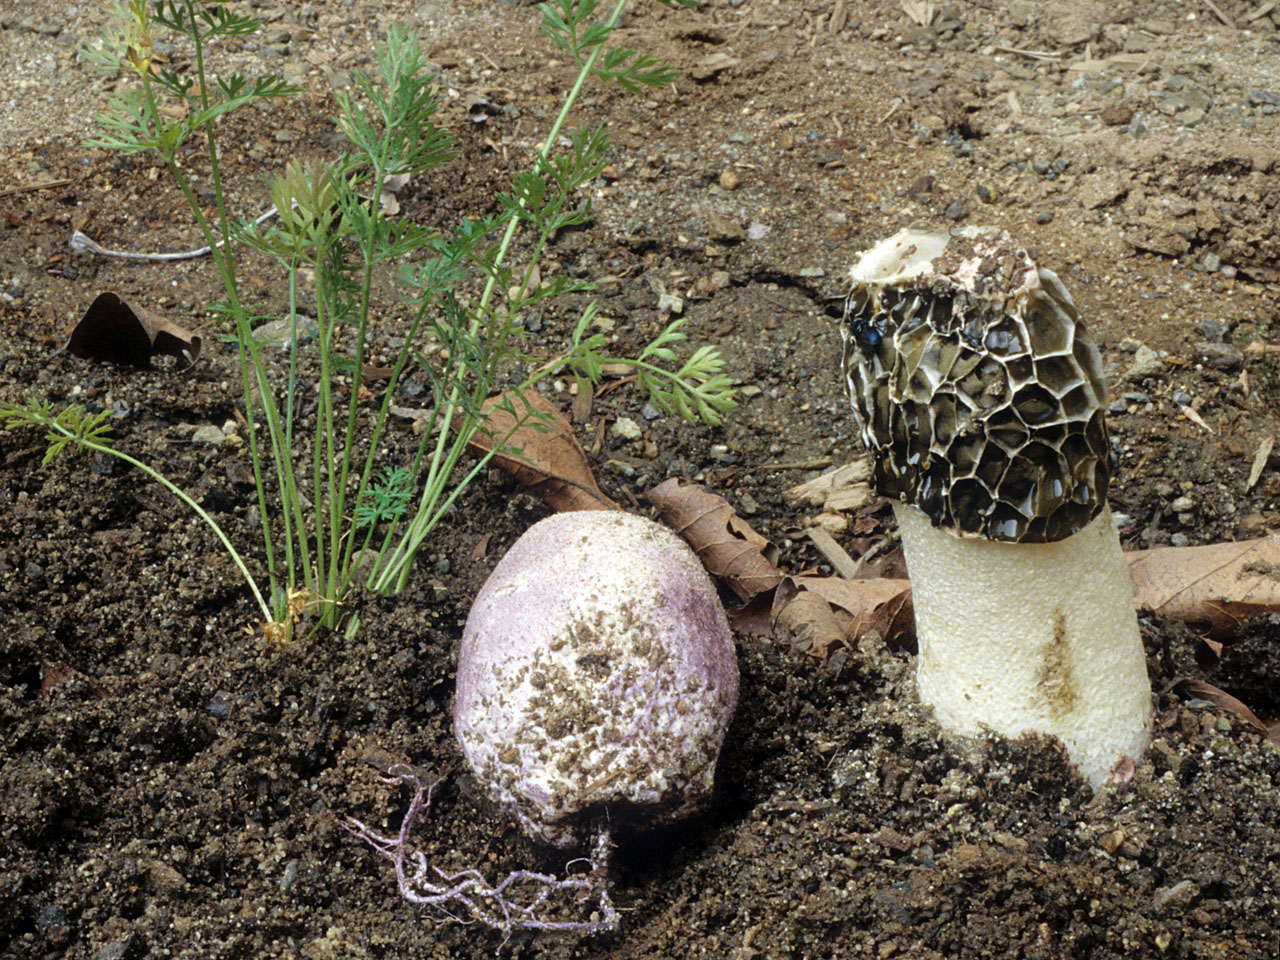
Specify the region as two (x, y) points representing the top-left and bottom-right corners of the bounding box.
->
(2, 1), (1278, 958)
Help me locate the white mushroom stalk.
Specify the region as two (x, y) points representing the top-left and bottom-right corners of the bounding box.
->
(840, 226), (1152, 788)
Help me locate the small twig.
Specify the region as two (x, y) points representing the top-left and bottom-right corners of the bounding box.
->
(0, 179), (71, 198)
(1244, 2), (1277, 21)
(878, 100), (902, 124)
(759, 458), (834, 470)
(1202, 0), (1236, 27)
(761, 293), (804, 313)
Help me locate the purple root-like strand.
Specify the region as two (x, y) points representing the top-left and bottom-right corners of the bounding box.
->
(342, 765), (618, 940)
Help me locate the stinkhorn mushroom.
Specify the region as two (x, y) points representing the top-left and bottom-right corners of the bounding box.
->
(839, 226), (1152, 787)
(345, 509), (738, 936)
(455, 509), (739, 847)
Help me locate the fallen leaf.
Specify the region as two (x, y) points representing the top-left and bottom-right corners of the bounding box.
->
(776, 576), (915, 652)
(467, 391), (618, 512)
(647, 478), (782, 606)
(656, 479), (1280, 660)
(61, 292), (202, 368)
(1180, 680), (1280, 745)
(1127, 537), (1280, 641)
(772, 587), (845, 658)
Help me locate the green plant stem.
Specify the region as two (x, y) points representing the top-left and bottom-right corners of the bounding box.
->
(374, 0), (629, 593)
(46, 428), (271, 622)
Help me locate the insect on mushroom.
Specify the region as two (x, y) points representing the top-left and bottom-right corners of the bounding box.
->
(839, 226), (1153, 788)
(344, 509), (739, 937)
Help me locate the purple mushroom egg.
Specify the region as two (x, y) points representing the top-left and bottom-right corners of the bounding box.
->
(343, 509), (738, 937)
(455, 509), (740, 848)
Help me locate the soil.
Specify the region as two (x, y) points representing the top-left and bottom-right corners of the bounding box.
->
(3, 1), (1280, 958)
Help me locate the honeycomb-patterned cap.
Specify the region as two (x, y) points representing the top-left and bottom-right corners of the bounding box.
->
(840, 226), (1112, 544)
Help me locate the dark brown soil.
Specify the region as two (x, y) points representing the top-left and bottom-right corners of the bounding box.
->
(2, 1), (1279, 958)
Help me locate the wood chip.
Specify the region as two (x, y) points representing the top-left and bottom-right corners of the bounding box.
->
(1202, 0), (1236, 27)
(1244, 2), (1278, 22)
(1246, 436), (1274, 492)
(828, 0), (847, 35)
(900, 0), (937, 27)
(806, 527), (859, 579)
(783, 457), (873, 511)
(0, 179), (71, 198)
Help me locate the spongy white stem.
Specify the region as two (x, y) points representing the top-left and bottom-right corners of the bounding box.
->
(895, 502), (1152, 788)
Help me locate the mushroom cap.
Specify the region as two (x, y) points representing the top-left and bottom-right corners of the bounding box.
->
(841, 226), (1112, 544)
(454, 510), (739, 848)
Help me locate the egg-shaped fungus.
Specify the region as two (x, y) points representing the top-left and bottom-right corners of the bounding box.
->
(344, 509), (738, 937)
(456, 509), (739, 848)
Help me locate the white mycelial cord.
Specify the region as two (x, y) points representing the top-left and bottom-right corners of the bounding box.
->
(342, 765), (619, 941)
(70, 205), (285, 262)
(70, 174), (411, 263)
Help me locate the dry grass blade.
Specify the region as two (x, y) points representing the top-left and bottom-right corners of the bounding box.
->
(467, 391), (619, 512)
(1245, 436), (1274, 492)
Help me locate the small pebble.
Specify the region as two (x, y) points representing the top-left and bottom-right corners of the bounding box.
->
(1124, 345), (1165, 381)
(942, 197), (970, 221)
(611, 417), (642, 441)
(1192, 342), (1243, 372)
(207, 692), (232, 721)
(192, 424), (227, 445)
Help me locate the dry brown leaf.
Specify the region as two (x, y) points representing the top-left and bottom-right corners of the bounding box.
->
(777, 576), (915, 651)
(1127, 537), (1280, 640)
(467, 391), (619, 512)
(61, 291), (202, 369)
(647, 478), (782, 605)
(1180, 680), (1280, 745)
(773, 588), (845, 659)
(655, 479), (1280, 661)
